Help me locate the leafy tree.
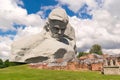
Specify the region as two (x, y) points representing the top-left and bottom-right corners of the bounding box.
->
(89, 44), (103, 55)
(0, 59), (3, 65)
(77, 52), (89, 58)
(0, 59), (4, 68)
(4, 59), (10, 67)
(0, 59), (21, 68)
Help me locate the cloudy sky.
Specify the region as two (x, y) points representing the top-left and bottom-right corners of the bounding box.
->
(0, 0), (120, 60)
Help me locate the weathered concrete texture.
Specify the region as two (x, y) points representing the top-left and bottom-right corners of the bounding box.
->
(10, 7), (76, 63)
(10, 34), (75, 63)
(103, 66), (120, 75)
(103, 58), (120, 75)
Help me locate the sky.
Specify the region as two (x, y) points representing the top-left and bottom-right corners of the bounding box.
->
(0, 0), (120, 60)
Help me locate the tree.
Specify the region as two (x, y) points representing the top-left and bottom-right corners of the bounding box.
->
(0, 59), (18, 68)
(0, 59), (3, 65)
(4, 59), (10, 67)
(89, 44), (103, 55)
(0, 59), (4, 68)
(77, 52), (89, 58)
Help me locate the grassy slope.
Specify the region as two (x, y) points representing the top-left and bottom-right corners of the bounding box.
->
(0, 65), (120, 80)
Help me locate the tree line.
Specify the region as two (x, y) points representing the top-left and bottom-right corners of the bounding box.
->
(0, 59), (10, 68)
(0, 59), (25, 69)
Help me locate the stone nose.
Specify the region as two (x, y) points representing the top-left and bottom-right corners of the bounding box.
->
(58, 30), (62, 34)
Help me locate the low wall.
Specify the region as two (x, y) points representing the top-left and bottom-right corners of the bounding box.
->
(91, 63), (103, 71)
(103, 66), (120, 75)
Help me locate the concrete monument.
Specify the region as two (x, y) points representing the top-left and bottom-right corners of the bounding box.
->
(10, 7), (76, 63)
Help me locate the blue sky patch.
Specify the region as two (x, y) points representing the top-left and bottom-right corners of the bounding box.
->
(78, 4), (92, 19)
(0, 29), (17, 37)
(22, 0), (58, 14)
(13, 23), (26, 30)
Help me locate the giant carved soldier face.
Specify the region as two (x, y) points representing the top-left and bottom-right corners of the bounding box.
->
(49, 20), (67, 40)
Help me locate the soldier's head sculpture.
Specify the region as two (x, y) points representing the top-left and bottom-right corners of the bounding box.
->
(45, 8), (69, 40)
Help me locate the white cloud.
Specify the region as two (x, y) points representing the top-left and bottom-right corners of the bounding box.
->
(14, 25), (43, 41)
(57, 0), (120, 20)
(57, 0), (97, 13)
(57, 0), (84, 12)
(0, 36), (13, 60)
(69, 9), (120, 54)
(0, 0), (44, 31)
(103, 0), (120, 18)
(103, 49), (120, 54)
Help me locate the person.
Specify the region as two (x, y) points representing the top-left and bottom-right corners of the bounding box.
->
(10, 7), (76, 63)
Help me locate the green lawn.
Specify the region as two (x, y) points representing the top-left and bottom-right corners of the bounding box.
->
(0, 65), (119, 80)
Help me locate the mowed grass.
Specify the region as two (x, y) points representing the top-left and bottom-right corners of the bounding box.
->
(0, 65), (120, 80)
